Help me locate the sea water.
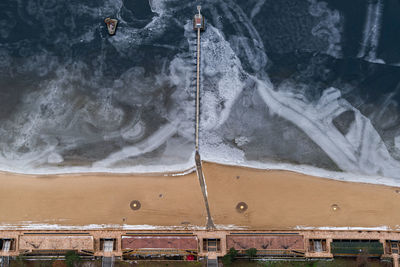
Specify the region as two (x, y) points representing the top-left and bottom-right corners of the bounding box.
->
(0, 0), (399, 184)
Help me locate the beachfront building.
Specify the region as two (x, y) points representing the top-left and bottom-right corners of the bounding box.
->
(225, 234), (305, 258)
(0, 229), (399, 266)
(18, 234), (94, 256)
(122, 234), (198, 260)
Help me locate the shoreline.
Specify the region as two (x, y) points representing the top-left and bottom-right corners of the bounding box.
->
(203, 159), (400, 188)
(0, 159), (399, 187)
(1, 161), (400, 230)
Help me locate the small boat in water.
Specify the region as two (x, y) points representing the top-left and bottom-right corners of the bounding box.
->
(104, 18), (118, 35)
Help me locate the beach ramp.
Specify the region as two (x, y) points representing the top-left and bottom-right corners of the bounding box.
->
(19, 235), (94, 255)
(122, 235), (198, 260)
(226, 234), (305, 257)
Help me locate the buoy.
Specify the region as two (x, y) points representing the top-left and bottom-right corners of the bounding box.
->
(104, 17), (118, 35)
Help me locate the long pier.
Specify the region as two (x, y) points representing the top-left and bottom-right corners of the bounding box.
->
(195, 25), (201, 151)
(193, 6), (215, 230)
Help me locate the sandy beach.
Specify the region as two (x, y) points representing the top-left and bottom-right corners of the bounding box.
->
(1, 162), (400, 230)
(203, 162), (400, 230)
(0, 171), (207, 228)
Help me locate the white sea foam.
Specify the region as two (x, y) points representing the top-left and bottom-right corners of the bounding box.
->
(250, 0), (266, 20)
(0, 0), (399, 188)
(358, 0), (384, 63)
(94, 121), (179, 168)
(308, 0), (343, 58)
(200, 26), (245, 129)
(197, 22), (400, 185)
(222, 0), (268, 72)
(148, 0), (165, 15)
(47, 153), (64, 164)
(0, 158), (195, 175)
(256, 81), (400, 179)
(0, 55), (195, 174)
(395, 136), (400, 150)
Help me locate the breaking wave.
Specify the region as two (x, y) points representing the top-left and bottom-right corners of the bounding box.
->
(0, 0), (400, 184)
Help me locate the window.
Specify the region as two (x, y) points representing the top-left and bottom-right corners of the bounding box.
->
(202, 239), (221, 252)
(386, 241), (400, 254)
(331, 239), (383, 257)
(0, 239), (15, 252)
(309, 239), (327, 252)
(100, 239), (117, 252)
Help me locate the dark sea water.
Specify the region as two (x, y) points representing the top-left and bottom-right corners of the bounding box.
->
(0, 0), (400, 181)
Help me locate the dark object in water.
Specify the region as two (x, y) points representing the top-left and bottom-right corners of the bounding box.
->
(104, 17), (118, 35)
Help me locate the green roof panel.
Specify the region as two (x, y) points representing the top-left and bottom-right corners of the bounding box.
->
(331, 241), (383, 256)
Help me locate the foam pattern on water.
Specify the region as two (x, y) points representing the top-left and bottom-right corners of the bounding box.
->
(0, 0), (399, 183)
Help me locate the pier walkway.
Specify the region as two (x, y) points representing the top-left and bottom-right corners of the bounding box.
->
(193, 6), (215, 230)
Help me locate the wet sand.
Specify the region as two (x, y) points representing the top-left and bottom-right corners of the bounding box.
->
(202, 162), (400, 230)
(0, 162), (400, 230)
